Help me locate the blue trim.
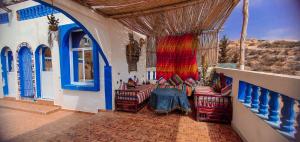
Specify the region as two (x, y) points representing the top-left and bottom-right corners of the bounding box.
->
(7, 51), (13, 72)
(0, 13), (9, 24)
(104, 65), (112, 110)
(34, 0), (109, 66)
(1, 47), (9, 95)
(58, 23), (100, 91)
(35, 0), (112, 110)
(17, 4), (59, 21)
(41, 47), (46, 71)
(35, 45), (48, 98)
(148, 71), (150, 80)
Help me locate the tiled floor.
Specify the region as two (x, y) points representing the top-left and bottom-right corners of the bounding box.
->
(0, 103), (241, 142)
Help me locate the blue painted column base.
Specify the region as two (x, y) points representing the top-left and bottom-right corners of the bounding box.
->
(280, 95), (295, 133)
(104, 65), (112, 110)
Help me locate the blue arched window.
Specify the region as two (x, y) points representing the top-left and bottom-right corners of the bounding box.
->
(71, 32), (94, 85)
(59, 24), (99, 91)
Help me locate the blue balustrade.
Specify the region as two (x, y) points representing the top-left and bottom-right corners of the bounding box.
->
(238, 79), (298, 140)
(268, 91), (280, 123)
(251, 85), (260, 111)
(244, 83), (252, 107)
(280, 95), (296, 133)
(0, 13), (9, 24)
(238, 81), (246, 102)
(258, 88), (269, 116)
(17, 4), (60, 21)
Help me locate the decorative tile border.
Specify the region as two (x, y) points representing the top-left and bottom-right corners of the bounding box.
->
(0, 13), (9, 24)
(16, 4), (59, 21)
(16, 42), (36, 98)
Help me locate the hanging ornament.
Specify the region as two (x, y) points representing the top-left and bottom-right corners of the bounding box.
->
(47, 0), (59, 48)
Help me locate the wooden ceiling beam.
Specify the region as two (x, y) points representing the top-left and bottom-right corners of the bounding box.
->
(107, 0), (205, 19)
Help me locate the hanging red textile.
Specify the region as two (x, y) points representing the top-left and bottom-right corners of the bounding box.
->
(156, 34), (199, 80)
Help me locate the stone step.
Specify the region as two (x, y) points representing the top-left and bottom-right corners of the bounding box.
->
(0, 99), (61, 115)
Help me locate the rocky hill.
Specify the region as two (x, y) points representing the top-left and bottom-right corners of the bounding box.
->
(224, 39), (300, 76)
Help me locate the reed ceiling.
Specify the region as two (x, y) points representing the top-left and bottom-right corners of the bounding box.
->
(73, 0), (240, 37)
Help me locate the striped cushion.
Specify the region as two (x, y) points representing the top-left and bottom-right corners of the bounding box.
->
(157, 77), (167, 85)
(116, 86), (154, 103)
(221, 84), (232, 96)
(168, 78), (177, 86)
(171, 74), (183, 85)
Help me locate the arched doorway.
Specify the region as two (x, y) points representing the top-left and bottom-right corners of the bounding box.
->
(35, 45), (53, 99)
(18, 45), (35, 98)
(1, 46), (14, 96)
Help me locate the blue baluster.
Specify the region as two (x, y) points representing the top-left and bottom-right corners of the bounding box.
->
(280, 95), (295, 133)
(244, 83), (252, 107)
(28, 8), (33, 19)
(295, 100), (300, 140)
(23, 9), (27, 20)
(238, 81), (246, 102)
(258, 88), (269, 117)
(251, 85), (259, 112)
(18, 10), (22, 21)
(33, 6), (37, 18)
(268, 91), (280, 123)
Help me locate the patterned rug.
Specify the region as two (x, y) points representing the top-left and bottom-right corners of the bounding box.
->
(49, 106), (242, 142)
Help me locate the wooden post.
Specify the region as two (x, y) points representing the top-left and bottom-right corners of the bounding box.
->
(239, 0), (249, 70)
(216, 30), (219, 65)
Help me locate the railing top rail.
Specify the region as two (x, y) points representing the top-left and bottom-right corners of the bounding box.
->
(216, 67), (300, 100)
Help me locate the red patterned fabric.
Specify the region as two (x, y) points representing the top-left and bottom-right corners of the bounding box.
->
(156, 34), (199, 80)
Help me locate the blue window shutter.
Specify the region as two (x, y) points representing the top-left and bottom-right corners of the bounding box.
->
(7, 51), (13, 72)
(1, 51), (8, 95)
(148, 71), (150, 80)
(41, 48), (46, 71)
(73, 51), (79, 82)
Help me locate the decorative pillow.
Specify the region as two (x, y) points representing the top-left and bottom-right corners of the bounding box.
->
(184, 80), (192, 87)
(185, 77), (196, 86)
(212, 76), (222, 93)
(168, 78), (176, 86)
(157, 77), (167, 85)
(171, 74), (183, 85)
(221, 84), (232, 96)
(186, 85), (193, 96)
(127, 79), (136, 88)
(219, 73), (227, 89)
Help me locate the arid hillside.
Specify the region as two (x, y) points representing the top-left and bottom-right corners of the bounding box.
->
(225, 39), (300, 76)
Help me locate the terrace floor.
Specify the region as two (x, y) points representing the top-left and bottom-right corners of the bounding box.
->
(0, 102), (241, 142)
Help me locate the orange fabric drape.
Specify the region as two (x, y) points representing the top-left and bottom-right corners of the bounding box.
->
(156, 34), (199, 80)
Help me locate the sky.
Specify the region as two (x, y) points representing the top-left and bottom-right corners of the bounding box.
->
(222, 0), (300, 41)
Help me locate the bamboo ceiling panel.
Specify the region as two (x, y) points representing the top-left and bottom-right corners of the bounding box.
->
(73, 0), (239, 36)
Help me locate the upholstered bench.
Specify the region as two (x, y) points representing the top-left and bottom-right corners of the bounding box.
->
(194, 85), (232, 123)
(115, 84), (155, 112)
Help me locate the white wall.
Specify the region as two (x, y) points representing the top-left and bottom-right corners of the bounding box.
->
(216, 67), (300, 142)
(0, 0), (146, 113)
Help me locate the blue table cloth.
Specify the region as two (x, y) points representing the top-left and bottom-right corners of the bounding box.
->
(149, 88), (191, 113)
